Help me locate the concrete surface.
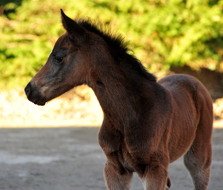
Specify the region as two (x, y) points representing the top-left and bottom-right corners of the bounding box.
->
(0, 127), (222, 190)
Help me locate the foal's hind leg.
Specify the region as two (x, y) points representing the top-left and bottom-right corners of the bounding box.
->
(184, 143), (211, 190)
(184, 116), (212, 190)
(104, 161), (133, 190)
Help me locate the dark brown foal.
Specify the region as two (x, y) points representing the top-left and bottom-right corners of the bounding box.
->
(25, 10), (213, 190)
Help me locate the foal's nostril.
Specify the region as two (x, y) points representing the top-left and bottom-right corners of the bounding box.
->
(24, 82), (31, 97)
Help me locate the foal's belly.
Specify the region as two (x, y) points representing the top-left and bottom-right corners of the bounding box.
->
(119, 125), (197, 169)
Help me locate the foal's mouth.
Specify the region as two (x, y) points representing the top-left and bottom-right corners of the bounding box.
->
(24, 82), (46, 106)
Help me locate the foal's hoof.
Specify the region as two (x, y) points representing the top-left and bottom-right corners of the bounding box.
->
(166, 177), (171, 190)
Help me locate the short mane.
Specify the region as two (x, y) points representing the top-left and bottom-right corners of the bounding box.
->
(78, 20), (156, 82)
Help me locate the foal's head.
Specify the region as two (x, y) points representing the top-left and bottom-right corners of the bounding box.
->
(25, 10), (108, 105)
(25, 10), (155, 106)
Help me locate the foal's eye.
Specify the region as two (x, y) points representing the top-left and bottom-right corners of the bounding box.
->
(54, 56), (64, 63)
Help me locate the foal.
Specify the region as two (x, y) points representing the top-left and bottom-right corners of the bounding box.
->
(25, 10), (213, 190)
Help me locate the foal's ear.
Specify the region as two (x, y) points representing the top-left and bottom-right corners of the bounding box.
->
(60, 9), (86, 43)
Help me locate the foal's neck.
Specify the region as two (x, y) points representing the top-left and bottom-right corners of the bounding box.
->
(88, 58), (156, 132)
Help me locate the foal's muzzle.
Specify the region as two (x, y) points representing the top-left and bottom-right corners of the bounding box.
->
(25, 82), (46, 106)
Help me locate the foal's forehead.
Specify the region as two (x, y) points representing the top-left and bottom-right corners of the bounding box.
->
(50, 33), (72, 55)
(54, 33), (70, 47)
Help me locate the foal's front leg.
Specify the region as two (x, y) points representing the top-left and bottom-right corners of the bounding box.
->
(104, 161), (133, 190)
(136, 153), (169, 190)
(141, 164), (169, 190)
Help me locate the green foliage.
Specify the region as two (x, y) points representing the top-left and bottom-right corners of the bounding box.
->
(1, 0), (223, 88)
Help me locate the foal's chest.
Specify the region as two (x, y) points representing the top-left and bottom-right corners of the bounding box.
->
(119, 144), (136, 172)
(111, 140), (138, 172)
(121, 147), (136, 172)
(98, 124), (141, 173)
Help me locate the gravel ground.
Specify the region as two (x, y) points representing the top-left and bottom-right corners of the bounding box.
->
(0, 127), (222, 190)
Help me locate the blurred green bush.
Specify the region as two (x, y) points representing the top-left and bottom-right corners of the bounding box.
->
(1, 0), (223, 88)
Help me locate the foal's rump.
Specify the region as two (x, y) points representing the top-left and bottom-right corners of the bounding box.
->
(158, 74), (213, 162)
(158, 74), (213, 119)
